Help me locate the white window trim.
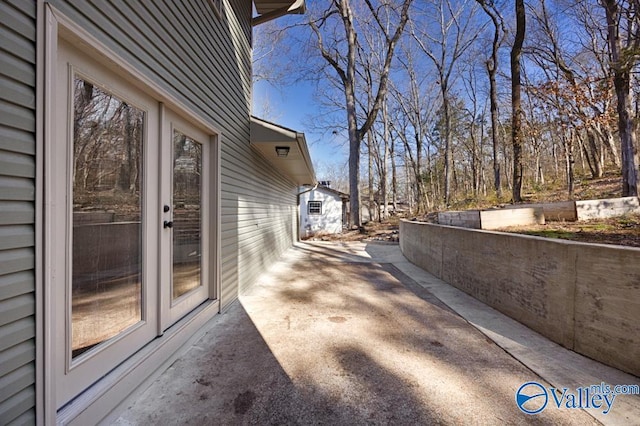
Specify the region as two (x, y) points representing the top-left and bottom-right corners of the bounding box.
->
(38, 4), (222, 423)
(308, 200), (322, 215)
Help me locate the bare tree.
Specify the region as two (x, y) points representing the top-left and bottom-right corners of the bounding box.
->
(602, 0), (640, 196)
(253, 21), (291, 86)
(412, 0), (482, 206)
(476, 0), (506, 198)
(461, 65), (488, 197)
(308, 0), (414, 228)
(511, 0), (526, 202)
(252, 21), (290, 119)
(388, 48), (439, 214)
(528, 0), (616, 188)
(574, 1), (621, 169)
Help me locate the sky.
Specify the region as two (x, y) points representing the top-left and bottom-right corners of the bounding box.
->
(253, 78), (349, 180)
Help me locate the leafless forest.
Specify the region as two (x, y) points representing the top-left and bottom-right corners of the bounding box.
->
(254, 0), (640, 224)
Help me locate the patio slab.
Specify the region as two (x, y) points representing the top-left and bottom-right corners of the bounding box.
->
(112, 242), (638, 425)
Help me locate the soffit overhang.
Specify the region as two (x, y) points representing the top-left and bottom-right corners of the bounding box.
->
(250, 116), (316, 186)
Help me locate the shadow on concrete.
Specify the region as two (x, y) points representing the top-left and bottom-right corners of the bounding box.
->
(115, 242), (599, 425)
(377, 241), (640, 425)
(238, 243), (597, 424)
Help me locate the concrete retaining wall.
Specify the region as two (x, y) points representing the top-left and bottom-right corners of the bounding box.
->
(480, 207), (545, 229)
(576, 196), (640, 220)
(437, 210), (481, 228)
(502, 196), (640, 222)
(504, 201), (577, 221)
(400, 220), (640, 377)
(73, 222), (141, 287)
(438, 207), (544, 230)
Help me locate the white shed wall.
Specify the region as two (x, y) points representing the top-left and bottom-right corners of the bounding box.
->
(300, 188), (343, 238)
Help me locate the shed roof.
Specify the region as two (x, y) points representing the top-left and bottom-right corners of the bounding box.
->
(315, 185), (349, 200)
(250, 116), (316, 186)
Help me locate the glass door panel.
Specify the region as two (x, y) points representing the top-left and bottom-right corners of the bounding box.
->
(172, 130), (203, 300)
(160, 111), (210, 329)
(54, 38), (160, 409)
(71, 77), (144, 358)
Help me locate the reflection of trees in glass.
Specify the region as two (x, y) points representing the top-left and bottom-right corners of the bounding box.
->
(73, 77), (144, 219)
(172, 130), (202, 299)
(71, 78), (145, 356)
(173, 131), (202, 206)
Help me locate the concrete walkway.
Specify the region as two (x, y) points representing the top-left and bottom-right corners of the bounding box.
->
(113, 242), (640, 425)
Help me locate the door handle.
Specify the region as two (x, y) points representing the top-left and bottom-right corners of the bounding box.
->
(164, 220), (173, 229)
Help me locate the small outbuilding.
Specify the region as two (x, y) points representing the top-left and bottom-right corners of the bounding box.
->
(299, 183), (349, 238)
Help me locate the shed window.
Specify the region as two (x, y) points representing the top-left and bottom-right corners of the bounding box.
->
(308, 201), (322, 215)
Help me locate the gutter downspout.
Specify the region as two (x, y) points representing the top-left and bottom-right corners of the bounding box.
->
(296, 132), (315, 183)
(296, 182), (318, 241)
(252, 0), (305, 26)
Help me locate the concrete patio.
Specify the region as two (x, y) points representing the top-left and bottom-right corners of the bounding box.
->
(112, 242), (640, 425)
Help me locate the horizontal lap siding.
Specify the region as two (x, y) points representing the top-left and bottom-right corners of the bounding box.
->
(221, 144), (298, 305)
(46, 0), (297, 309)
(0, 0), (37, 424)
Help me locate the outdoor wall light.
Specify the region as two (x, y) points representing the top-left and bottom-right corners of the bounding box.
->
(275, 146), (290, 157)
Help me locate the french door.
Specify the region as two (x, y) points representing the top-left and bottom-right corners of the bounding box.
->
(52, 39), (213, 409)
(160, 111), (211, 329)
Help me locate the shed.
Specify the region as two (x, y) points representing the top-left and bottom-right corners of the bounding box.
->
(299, 184), (350, 238)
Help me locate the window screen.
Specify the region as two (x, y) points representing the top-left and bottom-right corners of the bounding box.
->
(308, 201), (322, 215)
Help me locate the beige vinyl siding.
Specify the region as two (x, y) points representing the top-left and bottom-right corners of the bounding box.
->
(0, 0), (37, 423)
(0, 0), (300, 420)
(46, 0), (298, 308)
(220, 145), (298, 305)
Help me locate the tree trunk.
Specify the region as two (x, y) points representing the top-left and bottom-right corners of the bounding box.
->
(442, 89), (453, 206)
(347, 83), (361, 227)
(405, 151), (414, 213)
(490, 91), (501, 198)
(511, 0), (526, 202)
(603, 126), (621, 168)
(477, 0), (504, 199)
(563, 132), (575, 197)
(381, 100), (389, 220)
(580, 131), (597, 178)
(368, 131), (375, 222)
(603, 0), (639, 196)
(587, 129), (603, 178)
(391, 136), (398, 213)
(415, 130), (424, 213)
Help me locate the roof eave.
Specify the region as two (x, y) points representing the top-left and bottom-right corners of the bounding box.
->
(250, 116), (317, 187)
(252, 0), (306, 26)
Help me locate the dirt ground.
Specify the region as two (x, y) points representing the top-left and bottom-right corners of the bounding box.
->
(498, 213), (640, 248)
(308, 173), (639, 248)
(305, 212), (640, 248)
(303, 219), (401, 243)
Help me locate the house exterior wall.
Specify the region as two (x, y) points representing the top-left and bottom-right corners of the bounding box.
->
(0, 1), (37, 423)
(42, 0), (295, 309)
(299, 188), (344, 238)
(0, 0), (299, 422)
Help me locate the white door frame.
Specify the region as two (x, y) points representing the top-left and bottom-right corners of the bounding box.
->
(39, 4), (222, 422)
